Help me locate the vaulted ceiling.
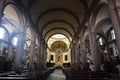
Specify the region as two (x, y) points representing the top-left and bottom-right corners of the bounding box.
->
(20, 0), (101, 41)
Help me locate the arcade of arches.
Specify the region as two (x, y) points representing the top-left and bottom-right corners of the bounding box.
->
(0, 0), (120, 80)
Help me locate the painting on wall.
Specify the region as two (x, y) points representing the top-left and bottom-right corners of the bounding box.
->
(50, 41), (68, 53)
(56, 55), (63, 64)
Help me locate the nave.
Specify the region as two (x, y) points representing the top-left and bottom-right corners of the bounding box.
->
(46, 69), (66, 80)
(0, 0), (120, 80)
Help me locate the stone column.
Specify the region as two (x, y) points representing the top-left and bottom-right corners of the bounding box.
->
(74, 39), (80, 69)
(35, 46), (39, 68)
(89, 31), (100, 71)
(108, 0), (120, 57)
(43, 42), (47, 68)
(40, 41), (44, 68)
(0, 0), (5, 23)
(14, 33), (25, 72)
(73, 42), (76, 65)
(40, 41), (47, 69)
(28, 30), (35, 69)
(37, 43), (41, 69)
(39, 41), (43, 69)
(70, 41), (75, 68)
(80, 41), (87, 70)
(29, 41), (35, 69)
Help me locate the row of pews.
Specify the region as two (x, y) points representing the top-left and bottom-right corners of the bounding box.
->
(0, 68), (55, 80)
(63, 68), (110, 80)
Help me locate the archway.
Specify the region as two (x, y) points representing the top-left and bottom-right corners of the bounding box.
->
(0, 4), (23, 71)
(47, 34), (71, 67)
(23, 27), (33, 69)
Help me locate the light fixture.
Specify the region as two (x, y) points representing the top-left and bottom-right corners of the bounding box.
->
(52, 34), (66, 38)
(104, 49), (108, 54)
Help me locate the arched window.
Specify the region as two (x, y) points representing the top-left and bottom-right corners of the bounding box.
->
(1, 4), (25, 66)
(23, 27), (33, 69)
(11, 34), (19, 46)
(0, 27), (6, 39)
(111, 30), (116, 40)
(99, 37), (103, 45)
(2, 5), (21, 31)
(0, 26), (9, 56)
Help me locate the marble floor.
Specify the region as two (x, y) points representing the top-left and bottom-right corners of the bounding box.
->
(46, 69), (66, 80)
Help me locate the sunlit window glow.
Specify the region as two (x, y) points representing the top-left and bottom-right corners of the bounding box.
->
(99, 38), (103, 45)
(27, 41), (31, 47)
(12, 37), (18, 46)
(52, 34), (66, 38)
(0, 28), (5, 39)
(111, 30), (116, 40)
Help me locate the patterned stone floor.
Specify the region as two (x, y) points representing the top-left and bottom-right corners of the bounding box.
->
(46, 69), (66, 80)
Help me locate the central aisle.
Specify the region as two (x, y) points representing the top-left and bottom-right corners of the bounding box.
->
(46, 69), (66, 80)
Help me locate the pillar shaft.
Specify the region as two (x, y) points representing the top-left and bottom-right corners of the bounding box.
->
(29, 42), (35, 69)
(74, 41), (80, 69)
(71, 44), (75, 67)
(0, 0), (5, 23)
(43, 43), (47, 68)
(108, 0), (120, 57)
(40, 42), (47, 68)
(14, 33), (25, 71)
(39, 42), (44, 68)
(89, 31), (100, 70)
(80, 42), (87, 69)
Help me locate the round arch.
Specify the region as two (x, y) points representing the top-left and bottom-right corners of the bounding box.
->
(3, 3), (24, 29)
(41, 20), (75, 35)
(44, 28), (72, 42)
(36, 8), (80, 27)
(47, 33), (70, 44)
(90, 2), (109, 32)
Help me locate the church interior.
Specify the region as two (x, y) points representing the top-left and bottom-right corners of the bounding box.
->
(0, 0), (120, 80)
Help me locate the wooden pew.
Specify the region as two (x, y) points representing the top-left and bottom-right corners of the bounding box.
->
(0, 68), (55, 80)
(71, 70), (109, 80)
(63, 69), (109, 80)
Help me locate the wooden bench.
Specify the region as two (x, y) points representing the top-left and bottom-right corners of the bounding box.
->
(63, 69), (109, 80)
(0, 68), (55, 80)
(71, 71), (109, 80)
